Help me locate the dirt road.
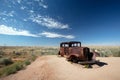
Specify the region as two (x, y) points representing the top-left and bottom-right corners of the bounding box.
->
(1, 55), (120, 80)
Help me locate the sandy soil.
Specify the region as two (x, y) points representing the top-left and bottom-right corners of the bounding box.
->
(1, 55), (120, 80)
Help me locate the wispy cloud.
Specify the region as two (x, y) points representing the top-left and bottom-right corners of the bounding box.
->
(40, 31), (75, 39)
(34, 0), (48, 8)
(20, 6), (26, 10)
(39, 2), (48, 9)
(29, 10), (34, 14)
(17, 0), (21, 4)
(30, 15), (69, 29)
(0, 11), (15, 17)
(0, 25), (39, 37)
(0, 25), (74, 39)
(23, 19), (27, 21)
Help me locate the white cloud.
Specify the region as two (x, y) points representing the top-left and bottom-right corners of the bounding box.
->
(23, 19), (27, 21)
(39, 3), (48, 9)
(0, 11), (15, 17)
(17, 0), (21, 4)
(40, 31), (75, 39)
(8, 11), (15, 17)
(20, 6), (26, 10)
(29, 10), (34, 13)
(34, 0), (48, 8)
(30, 15), (69, 29)
(0, 25), (39, 37)
(2, 18), (6, 21)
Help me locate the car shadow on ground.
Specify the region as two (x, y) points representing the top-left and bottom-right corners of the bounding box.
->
(96, 61), (108, 67)
(70, 60), (108, 68)
(82, 61), (108, 68)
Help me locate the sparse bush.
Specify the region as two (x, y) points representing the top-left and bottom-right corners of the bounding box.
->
(4, 65), (17, 75)
(90, 46), (120, 57)
(29, 54), (37, 61)
(0, 50), (5, 55)
(14, 62), (24, 71)
(40, 48), (59, 55)
(83, 64), (92, 68)
(41, 52), (45, 55)
(112, 51), (120, 57)
(24, 60), (31, 65)
(0, 57), (13, 66)
(13, 51), (16, 54)
(15, 52), (21, 55)
(0, 55), (2, 58)
(0, 62), (24, 77)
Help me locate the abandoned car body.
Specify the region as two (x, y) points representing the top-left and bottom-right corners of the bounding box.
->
(58, 41), (97, 64)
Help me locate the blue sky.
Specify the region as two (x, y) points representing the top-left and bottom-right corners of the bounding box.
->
(0, 0), (120, 46)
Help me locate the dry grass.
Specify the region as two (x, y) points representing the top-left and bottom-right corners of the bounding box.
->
(0, 46), (59, 77)
(89, 46), (120, 57)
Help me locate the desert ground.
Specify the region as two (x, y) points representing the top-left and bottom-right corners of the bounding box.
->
(0, 55), (120, 80)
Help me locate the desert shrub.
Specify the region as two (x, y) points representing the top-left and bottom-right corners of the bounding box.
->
(15, 52), (21, 55)
(41, 52), (45, 55)
(0, 62), (24, 77)
(99, 50), (110, 57)
(112, 51), (120, 57)
(0, 57), (13, 66)
(3, 65), (17, 75)
(90, 46), (120, 57)
(0, 55), (2, 58)
(40, 48), (59, 55)
(14, 62), (24, 71)
(30, 54), (37, 61)
(13, 51), (16, 54)
(84, 64), (92, 68)
(0, 50), (5, 55)
(24, 60), (31, 65)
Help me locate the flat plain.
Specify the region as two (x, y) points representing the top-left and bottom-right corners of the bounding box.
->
(1, 55), (120, 80)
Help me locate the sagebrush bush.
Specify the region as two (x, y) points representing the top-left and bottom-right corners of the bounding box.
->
(0, 62), (24, 77)
(24, 60), (31, 65)
(90, 46), (120, 57)
(0, 50), (5, 55)
(0, 55), (2, 58)
(31, 55), (37, 61)
(14, 62), (24, 71)
(0, 57), (13, 66)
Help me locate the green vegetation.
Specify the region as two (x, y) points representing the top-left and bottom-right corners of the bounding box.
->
(0, 57), (13, 66)
(40, 48), (59, 55)
(90, 46), (120, 57)
(24, 60), (31, 65)
(0, 50), (5, 58)
(0, 47), (35, 77)
(0, 55), (36, 77)
(0, 62), (23, 76)
(83, 64), (92, 68)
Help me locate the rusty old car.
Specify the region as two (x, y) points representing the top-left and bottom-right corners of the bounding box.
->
(58, 41), (98, 64)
